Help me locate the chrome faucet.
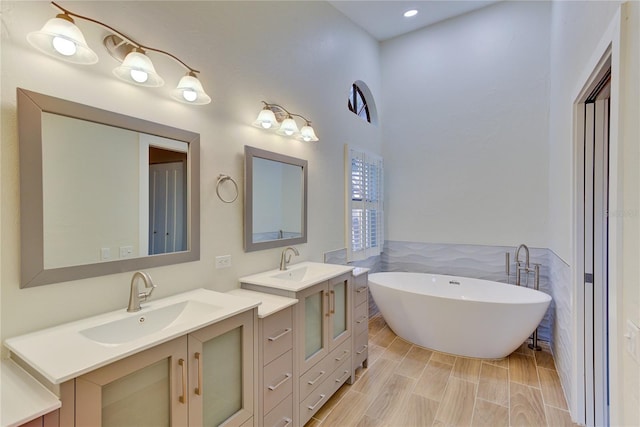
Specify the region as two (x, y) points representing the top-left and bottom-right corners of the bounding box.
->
(127, 271), (156, 312)
(279, 247), (299, 271)
(515, 244), (530, 269)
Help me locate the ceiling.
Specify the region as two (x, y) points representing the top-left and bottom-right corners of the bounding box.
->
(328, 0), (501, 41)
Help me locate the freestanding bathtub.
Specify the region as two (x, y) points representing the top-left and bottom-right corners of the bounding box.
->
(368, 272), (551, 359)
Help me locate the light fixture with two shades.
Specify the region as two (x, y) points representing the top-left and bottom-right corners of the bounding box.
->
(253, 101), (319, 142)
(27, 1), (211, 105)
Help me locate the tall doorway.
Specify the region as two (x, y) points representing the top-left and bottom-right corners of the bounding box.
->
(576, 55), (611, 427)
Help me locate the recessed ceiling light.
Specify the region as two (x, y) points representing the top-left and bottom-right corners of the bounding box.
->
(403, 9), (418, 18)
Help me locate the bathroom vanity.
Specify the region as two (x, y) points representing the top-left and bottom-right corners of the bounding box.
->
(239, 262), (369, 426)
(3, 264), (369, 427)
(4, 289), (259, 427)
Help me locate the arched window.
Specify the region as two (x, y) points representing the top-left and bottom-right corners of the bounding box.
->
(348, 83), (371, 123)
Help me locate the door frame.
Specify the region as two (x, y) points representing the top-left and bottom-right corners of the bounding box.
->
(571, 9), (622, 426)
(138, 134), (188, 257)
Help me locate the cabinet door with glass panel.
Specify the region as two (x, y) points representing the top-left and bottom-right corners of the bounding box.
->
(75, 336), (189, 427)
(187, 309), (254, 427)
(74, 309), (255, 427)
(298, 273), (351, 373)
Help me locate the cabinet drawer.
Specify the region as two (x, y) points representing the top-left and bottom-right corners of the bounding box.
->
(263, 395), (293, 427)
(299, 355), (331, 400)
(353, 275), (368, 307)
(354, 301), (368, 336)
(328, 338), (352, 375)
(263, 350), (293, 414)
(299, 371), (335, 426)
(330, 357), (353, 395)
(354, 330), (368, 367)
(263, 307), (293, 365)
(299, 358), (352, 426)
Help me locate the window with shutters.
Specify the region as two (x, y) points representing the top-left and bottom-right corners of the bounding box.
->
(346, 146), (383, 261)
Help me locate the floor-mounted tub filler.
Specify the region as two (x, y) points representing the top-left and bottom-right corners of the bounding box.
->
(368, 272), (551, 359)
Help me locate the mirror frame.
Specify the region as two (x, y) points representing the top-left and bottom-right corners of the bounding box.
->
(17, 88), (200, 288)
(244, 145), (307, 252)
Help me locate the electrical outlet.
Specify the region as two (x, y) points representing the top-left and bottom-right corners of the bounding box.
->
(215, 255), (232, 269)
(625, 320), (640, 362)
(119, 245), (134, 258)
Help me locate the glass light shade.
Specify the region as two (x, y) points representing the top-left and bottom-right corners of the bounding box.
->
(27, 15), (98, 65)
(252, 108), (279, 129)
(113, 50), (164, 87)
(298, 124), (319, 142)
(171, 73), (211, 105)
(276, 117), (299, 136)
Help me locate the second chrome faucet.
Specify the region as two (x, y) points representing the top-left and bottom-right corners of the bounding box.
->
(279, 247), (299, 271)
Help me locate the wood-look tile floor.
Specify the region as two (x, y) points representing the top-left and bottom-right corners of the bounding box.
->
(304, 314), (579, 427)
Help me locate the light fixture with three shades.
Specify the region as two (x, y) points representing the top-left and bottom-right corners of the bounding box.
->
(27, 1), (211, 105)
(253, 101), (319, 142)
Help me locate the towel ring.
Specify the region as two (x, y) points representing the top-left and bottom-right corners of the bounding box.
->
(216, 174), (238, 203)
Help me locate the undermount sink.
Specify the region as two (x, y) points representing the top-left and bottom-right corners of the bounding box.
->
(239, 261), (354, 292)
(271, 264), (335, 282)
(80, 300), (220, 345)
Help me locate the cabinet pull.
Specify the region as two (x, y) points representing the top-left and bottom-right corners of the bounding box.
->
(307, 370), (326, 385)
(334, 349), (350, 362)
(307, 394), (326, 411)
(356, 344), (368, 355)
(268, 373), (292, 391)
(267, 328), (292, 342)
(335, 370), (350, 383)
(195, 352), (203, 396)
(356, 315), (368, 324)
(178, 358), (187, 404)
(325, 292), (330, 317)
(356, 286), (368, 293)
(330, 290), (335, 314)
(279, 417), (292, 427)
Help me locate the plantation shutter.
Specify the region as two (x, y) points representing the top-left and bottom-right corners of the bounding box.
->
(346, 145), (383, 261)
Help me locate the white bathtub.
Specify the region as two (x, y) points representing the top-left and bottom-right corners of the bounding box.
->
(368, 272), (551, 359)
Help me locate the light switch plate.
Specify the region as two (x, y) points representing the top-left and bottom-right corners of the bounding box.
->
(215, 255), (232, 269)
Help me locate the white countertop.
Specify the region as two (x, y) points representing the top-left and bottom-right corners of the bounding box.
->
(226, 289), (298, 318)
(352, 267), (370, 277)
(4, 289), (259, 385)
(1, 359), (60, 427)
(239, 261), (354, 292)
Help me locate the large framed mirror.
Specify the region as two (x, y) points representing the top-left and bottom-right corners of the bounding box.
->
(18, 88), (200, 288)
(244, 146), (307, 252)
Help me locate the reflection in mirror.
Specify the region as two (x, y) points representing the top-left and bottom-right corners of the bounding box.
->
(42, 114), (189, 268)
(18, 88), (200, 287)
(244, 146), (307, 252)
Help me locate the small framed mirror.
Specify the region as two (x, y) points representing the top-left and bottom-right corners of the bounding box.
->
(18, 88), (200, 287)
(244, 146), (307, 252)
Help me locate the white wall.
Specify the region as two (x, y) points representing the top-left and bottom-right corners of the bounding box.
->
(380, 1), (551, 247)
(615, 2), (639, 424)
(546, 0), (625, 423)
(547, 0), (622, 263)
(0, 1), (382, 342)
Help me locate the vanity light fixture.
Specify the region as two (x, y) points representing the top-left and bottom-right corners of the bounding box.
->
(253, 101), (319, 142)
(27, 2), (211, 105)
(27, 10), (98, 64)
(112, 47), (164, 87)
